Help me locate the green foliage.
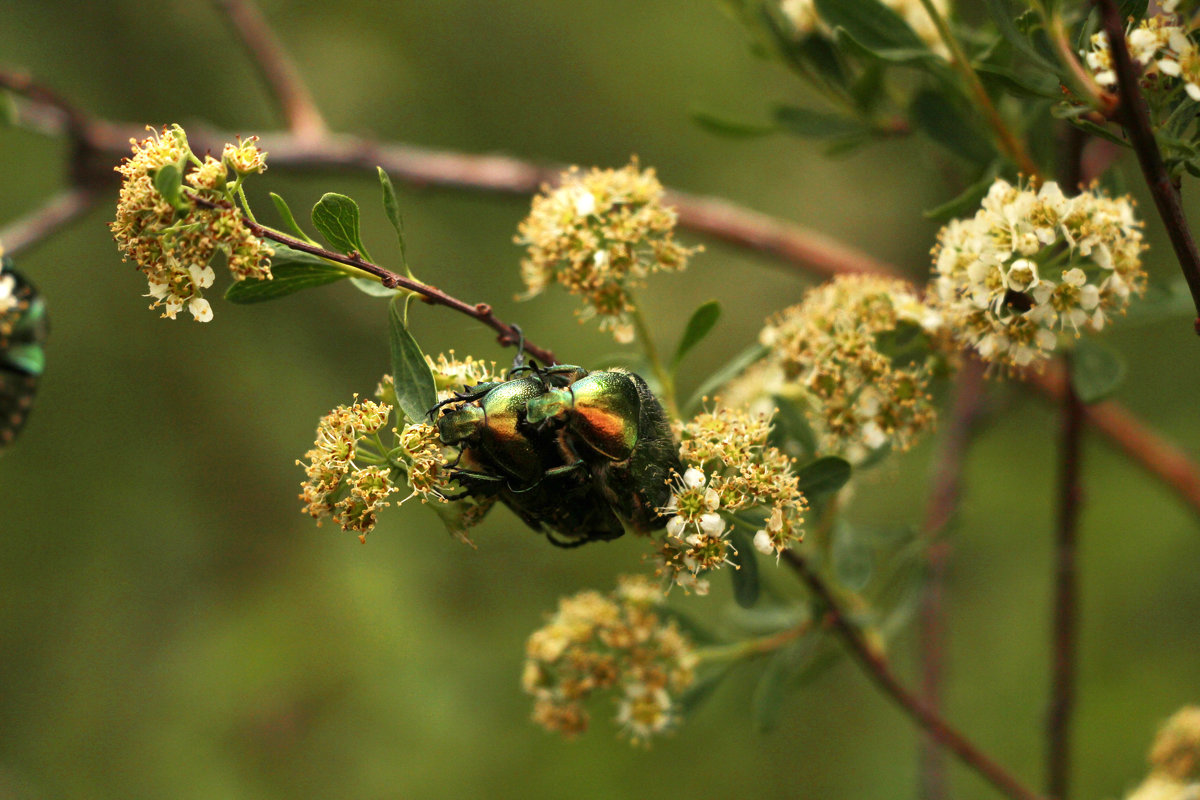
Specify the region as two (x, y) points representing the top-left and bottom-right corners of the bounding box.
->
(387, 294), (437, 423)
(223, 245), (347, 303)
(1070, 339), (1127, 403)
(727, 523), (761, 608)
(672, 300), (722, 370)
(312, 192), (371, 259)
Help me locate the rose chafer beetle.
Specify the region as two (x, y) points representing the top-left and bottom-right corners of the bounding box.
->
(431, 365), (626, 548)
(0, 255), (48, 448)
(526, 368), (681, 534)
(429, 363), (680, 546)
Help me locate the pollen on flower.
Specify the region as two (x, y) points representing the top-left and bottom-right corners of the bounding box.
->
(929, 178), (1146, 369)
(1150, 706), (1200, 782)
(1121, 706), (1200, 800)
(523, 575), (697, 745)
(723, 275), (950, 463)
(650, 405), (808, 586)
(297, 396), (394, 538)
(223, 136), (268, 175)
(424, 351), (500, 399)
(110, 124), (275, 323)
(1083, 15), (1200, 98)
(515, 160), (700, 343)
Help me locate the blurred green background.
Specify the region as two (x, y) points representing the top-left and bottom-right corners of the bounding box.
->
(1, 1), (1198, 798)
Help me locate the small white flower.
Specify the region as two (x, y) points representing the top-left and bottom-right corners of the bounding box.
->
(753, 529), (774, 555)
(188, 296), (213, 322)
(189, 264), (216, 289)
(698, 512), (725, 536)
(1006, 259), (1039, 292)
(572, 187), (596, 218)
(682, 467), (706, 489)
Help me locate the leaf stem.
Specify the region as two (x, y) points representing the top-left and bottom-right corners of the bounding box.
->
(692, 624), (808, 664)
(628, 293), (679, 418)
(916, 0), (1041, 177)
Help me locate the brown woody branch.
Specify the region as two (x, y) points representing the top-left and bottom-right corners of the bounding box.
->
(211, 0), (328, 140)
(1047, 357), (1085, 800)
(782, 549), (1046, 800)
(186, 192), (555, 364)
(918, 356), (988, 800)
(1094, 0), (1200, 329)
(3, 70), (1200, 519)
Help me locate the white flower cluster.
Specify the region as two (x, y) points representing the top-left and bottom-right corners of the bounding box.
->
(1085, 15), (1200, 100)
(930, 179), (1146, 368)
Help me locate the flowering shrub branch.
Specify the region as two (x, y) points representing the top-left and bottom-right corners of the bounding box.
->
(4, 1), (1200, 795)
(1093, 0), (1200, 327)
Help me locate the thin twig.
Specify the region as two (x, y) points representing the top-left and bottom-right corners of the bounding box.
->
(918, 355), (988, 800)
(0, 188), (99, 257)
(1047, 356), (1085, 800)
(3, 71), (1200, 519)
(187, 192), (556, 364)
(210, 0), (328, 140)
(1094, 0), (1200, 328)
(781, 549), (1046, 800)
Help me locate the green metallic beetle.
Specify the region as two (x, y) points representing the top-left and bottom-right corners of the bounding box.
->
(526, 368), (681, 534)
(0, 255), (48, 448)
(431, 366), (626, 548)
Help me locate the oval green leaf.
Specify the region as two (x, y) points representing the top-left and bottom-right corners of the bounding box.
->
(388, 294), (438, 423)
(672, 300), (722, 370)
(224, 245), (347, 304)
(312, 192), (370, 259)
(795, 456), (852, 498)
(1070, 339), (1127, 404)
(727, 525), (761, 609)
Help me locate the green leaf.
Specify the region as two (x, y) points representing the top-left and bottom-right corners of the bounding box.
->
(677, 665), (734, 719)
(910, 89), (997, 165)
(768, 395), (818, 458)
(772, 104), (868, 139)
(1070, 339), (1127, 403)
(312, 193), (371, 259)
(974, 63), (1061, 99)
(981, 0), (1057, 72)
(727, 525), (761, 609)
(388, 294), (438, 423)
(270, 192), (317, 244)
(814, 0), (928, 54)
(752, 637), (817, 732)
(833, 27), (938, 65)
(831, 521), (874, 592)
(691, 108), (776, 138)
(924, 165), (999, 222)
(873, 320), (931, 367)
(1119, 0), (1149, 22)
(795, 456), (852, 498)
(672, 300), (722, 370)
(376, 167), (411, 275)
(350, 277), (400, 298)
(1068, 118), (1130, 148)
(224, 245), (347, 303)
(684, 343), (769, 414)
(152, 164), (184, 209)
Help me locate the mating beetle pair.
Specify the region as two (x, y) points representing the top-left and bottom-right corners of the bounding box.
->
(430, 363), (681, 547)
